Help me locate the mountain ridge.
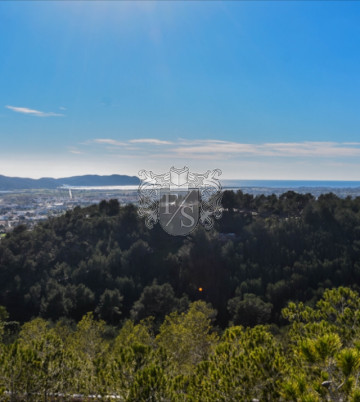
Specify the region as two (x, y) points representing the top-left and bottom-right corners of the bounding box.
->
(0, 174), (140, 190)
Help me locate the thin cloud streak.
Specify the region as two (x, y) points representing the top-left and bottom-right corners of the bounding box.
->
(6, 105), (64, 117)
(171, 141), (360, 158)
(129, 138), (172, 145)
(90, 138), (360, 159)
(68, 149), (83, 155)
(93, 139), (127, 146)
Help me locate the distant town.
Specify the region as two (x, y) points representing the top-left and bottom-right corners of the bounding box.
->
(0, 187), (138, 235)
(2, 183), (360, 236)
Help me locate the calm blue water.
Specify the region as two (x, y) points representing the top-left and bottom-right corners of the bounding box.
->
(222, 180), (360, 189)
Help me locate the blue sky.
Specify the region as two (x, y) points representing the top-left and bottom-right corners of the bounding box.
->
(0, 1), (359, 179)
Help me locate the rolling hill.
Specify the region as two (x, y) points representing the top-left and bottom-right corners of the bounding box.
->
(0, 174), (140, 190)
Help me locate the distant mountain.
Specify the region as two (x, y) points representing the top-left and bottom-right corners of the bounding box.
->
(0, 174), (140, 190)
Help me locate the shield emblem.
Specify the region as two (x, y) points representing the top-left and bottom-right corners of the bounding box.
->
(159, 188), (200, 236)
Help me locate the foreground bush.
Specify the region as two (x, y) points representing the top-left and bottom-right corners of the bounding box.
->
(2, 289), (360, 400)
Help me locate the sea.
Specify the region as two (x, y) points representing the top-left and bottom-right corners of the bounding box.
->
(63, 181), (360, 190)
(222, 180), (360, 189)
(221, 180), (360, 197)
(61, 181), (360, 198)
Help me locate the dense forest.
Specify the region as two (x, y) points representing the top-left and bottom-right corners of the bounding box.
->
(2, 289), (360, 400)
(1, 190), (360, 328)
(2, 190), (360, 399)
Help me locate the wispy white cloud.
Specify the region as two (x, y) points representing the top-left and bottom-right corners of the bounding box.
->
(68, 147), (83, 155)
(92, 137), (171, 150)
(5, 105), (64, 117)
(88, 138), (360, 160)
(93, 138), (127, 146)
(171, 140), (360, 158)
(129, 138), (172, 145)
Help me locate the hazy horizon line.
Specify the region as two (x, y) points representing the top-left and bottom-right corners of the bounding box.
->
(2, 173), (360, 183)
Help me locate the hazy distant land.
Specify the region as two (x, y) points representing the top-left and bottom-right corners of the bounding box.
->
(0, 174), (140, 190)
(1, 174), (360, 199)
